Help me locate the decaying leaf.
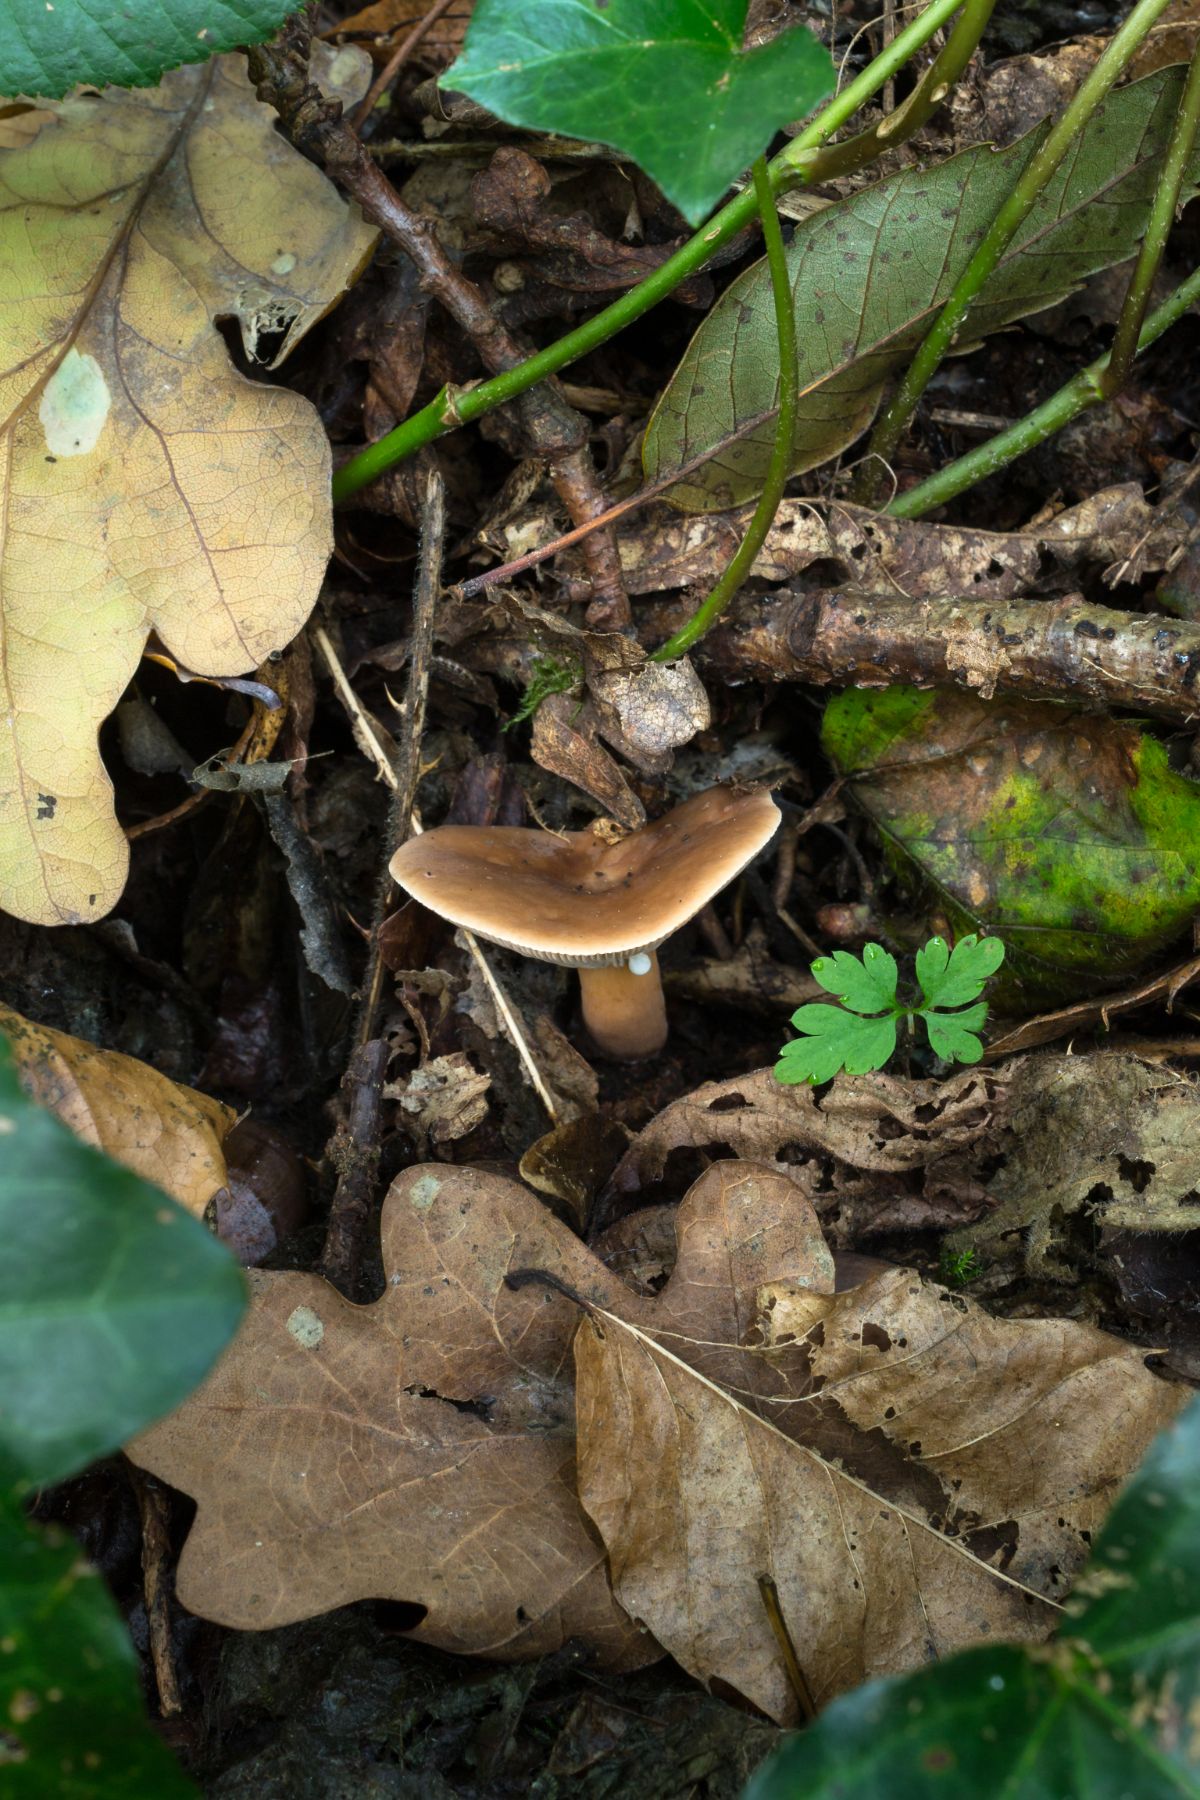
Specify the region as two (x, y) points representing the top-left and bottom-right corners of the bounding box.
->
(127, 1161), (652, 1661)
(575, 1246), (1179, 1721)
(607, 1062), (1002, 1217)
(130, 1155), (1176, 1718)
(386, 1050), (491, 1148)
(0, 1002), (234, 1216)
(824, 687), (1200, 1005)
(644, 68), (1200, 509)
(945, 1054), (1200, 1283)
(334, 0), (473, 65)
(531, 692), (647, 831)
(0, 50), (377, 926)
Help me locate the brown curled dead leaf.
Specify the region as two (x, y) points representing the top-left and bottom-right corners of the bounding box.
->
(0, 1003), (234, 1216)
(128, 1157), (1177, 1721)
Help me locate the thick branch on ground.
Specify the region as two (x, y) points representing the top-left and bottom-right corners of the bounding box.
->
(245, 20), (629, 627)
(697, 589), (1200, 723)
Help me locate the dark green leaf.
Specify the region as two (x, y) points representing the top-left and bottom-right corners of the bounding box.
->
(822, 687), (1200, 1007)
(744, 1394), (1200, 1800)
(915, 934), (1005, 1009)
(646, 67), (1199, 505)
(921, 1002), (989, 1064)
(811, 943), (897, 1014)
(0, 1494), (197, 1798)
(0, 1043), (246, 1491)
(443, 0), (834, 226)
(0, 0), (296, 100)
(775, 1005), (897, 1084)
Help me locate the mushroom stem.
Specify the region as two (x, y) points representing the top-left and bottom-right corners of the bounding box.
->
(578, 955), (668, 1060)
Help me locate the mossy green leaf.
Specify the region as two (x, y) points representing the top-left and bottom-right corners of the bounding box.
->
(823, 687), (1200, 1007)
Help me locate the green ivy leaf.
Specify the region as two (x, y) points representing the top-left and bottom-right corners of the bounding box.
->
(0, 1495), (198, 1798)
(0, 0), (296, 100)
(0, 1038), (244, 1797)
(915, 934), (1005, 1010)
(743, 1393), (1200, 1800)
(811, 943), (898, 1014)
(921, 1001), (989, 1065)
(0, 1042), (246, 1493)
(775, 1004), (897, 1086)
(442, 0), (835, 226)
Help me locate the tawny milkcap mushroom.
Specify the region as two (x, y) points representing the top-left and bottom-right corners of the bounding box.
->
(389, 786), (780, 1060)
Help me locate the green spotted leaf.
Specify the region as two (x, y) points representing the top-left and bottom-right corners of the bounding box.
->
(442, 0), (834, 226)
(0, 0), (295, 99)
(0, 1495), (198, 1798)
(645, 66), (1200, 507)
(823, 686), (1200, 1008)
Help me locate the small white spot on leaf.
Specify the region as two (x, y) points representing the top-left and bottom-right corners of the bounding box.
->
(286, 1304), (324, 1348)
(39, 350), (110, 457)
(410, 1174), (441, 1211)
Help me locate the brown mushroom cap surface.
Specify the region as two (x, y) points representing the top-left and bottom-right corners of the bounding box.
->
(389, 786), (781, 965)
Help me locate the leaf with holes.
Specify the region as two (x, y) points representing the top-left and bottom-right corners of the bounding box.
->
(0, 49), (377, 927)
(644, 66), (1200, 508)
(744, 1393), (1200, 1796)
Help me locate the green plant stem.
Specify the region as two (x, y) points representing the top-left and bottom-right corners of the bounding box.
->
(780, 0), (997, 187)
(1103, 47), (1200, 397)
(650, 158), (797, 663)
(888, 258), (1200, 519)
(333, 0), (987, 503)
(859, 0), (1178, 497)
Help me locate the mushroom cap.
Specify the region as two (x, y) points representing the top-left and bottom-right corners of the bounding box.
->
(389, 786), (781, 967)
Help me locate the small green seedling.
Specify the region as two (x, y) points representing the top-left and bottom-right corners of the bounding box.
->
(775, 934), (1005, 1086)
(938, 1244), (981, 1289)
(502, 653), (583, 731)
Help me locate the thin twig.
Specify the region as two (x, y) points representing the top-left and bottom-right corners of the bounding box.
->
(315, 549), (560, 1122)
(651, 156), (799, 662)
(129, 1467), (182, 1718)
(246, 20), (629, 626)
(698, 588), (1200, 725)
(350, 0), (458, 131)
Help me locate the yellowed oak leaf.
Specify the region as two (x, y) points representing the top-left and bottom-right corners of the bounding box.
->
(0, 49), (377, 925)
(0, 1002), (234, 1214)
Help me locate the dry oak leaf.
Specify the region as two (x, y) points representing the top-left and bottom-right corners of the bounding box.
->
(0, 50), (377, 927)
(0, 1002), (234, 1215)
(574, 1214), (1182, 1724)
(607, 1064), (1003, 1198)
(125, 1157), (830, 1658)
